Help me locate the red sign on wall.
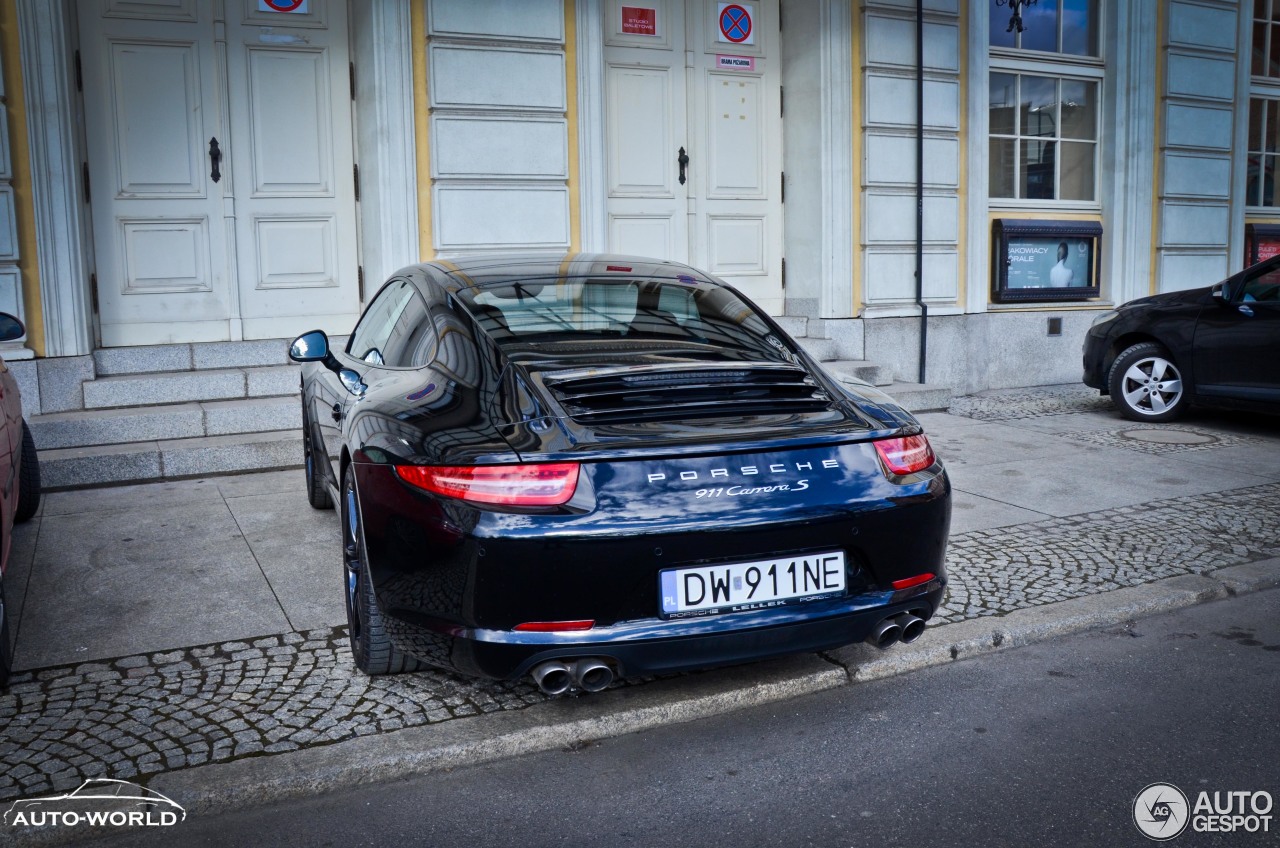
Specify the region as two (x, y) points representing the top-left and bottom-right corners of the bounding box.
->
(621, 6), (657, 35)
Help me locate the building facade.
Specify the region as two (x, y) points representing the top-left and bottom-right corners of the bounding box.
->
(0, 0), (1265, 398)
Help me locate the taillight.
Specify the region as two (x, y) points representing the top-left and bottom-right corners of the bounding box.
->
(891, 573), (937, 590)
(874, 434), (935, 475)
(394, 463), (579, 505)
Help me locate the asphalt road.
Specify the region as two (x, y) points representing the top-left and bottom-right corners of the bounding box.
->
(82, 589), (1280, 848)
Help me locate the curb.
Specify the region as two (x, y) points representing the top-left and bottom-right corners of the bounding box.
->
(9, 558), (1280, 845)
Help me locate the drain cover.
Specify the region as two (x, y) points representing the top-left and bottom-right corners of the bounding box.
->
(1120, 429), (1217, 446)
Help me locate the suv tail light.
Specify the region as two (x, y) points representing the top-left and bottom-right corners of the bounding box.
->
(873, 435), (935, 476)
(395, 463), (580, 506)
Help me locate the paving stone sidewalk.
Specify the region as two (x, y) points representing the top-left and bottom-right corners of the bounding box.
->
(4, 478), (1278, 803)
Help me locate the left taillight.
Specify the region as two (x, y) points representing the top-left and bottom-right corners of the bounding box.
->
(394, 463), (580, 506)
(873, 434), (936, 476)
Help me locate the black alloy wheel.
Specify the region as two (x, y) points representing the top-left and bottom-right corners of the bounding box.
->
(341, 469), (419, 675)
(302, 402), (333, 510)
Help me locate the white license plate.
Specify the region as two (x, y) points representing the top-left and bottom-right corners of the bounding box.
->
(659, 551), (846, 617)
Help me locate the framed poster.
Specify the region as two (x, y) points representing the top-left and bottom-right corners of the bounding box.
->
(1244, 223), (1280, 267)
(992, 219), (1102, 303)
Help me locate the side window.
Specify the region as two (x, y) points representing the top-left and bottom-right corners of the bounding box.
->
(1239, 266), (1280, 303)
(380, 292), (435, 368)
(347, 280), (415, 365)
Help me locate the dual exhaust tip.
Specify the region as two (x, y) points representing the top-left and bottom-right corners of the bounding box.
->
(530, 658), (614, 696)
(867, 612), (927, 650)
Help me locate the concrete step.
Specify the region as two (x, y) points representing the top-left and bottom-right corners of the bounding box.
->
(39, 430), (303, 490)
(822, 359), (894, 387)
(879, 381), (952, 414)
(92, 339), (291, 376)
(30, 396), (301, 450)
(796, 336), (840, 362)
(772, 316), (808, 338)
(82, 365), (300, 410)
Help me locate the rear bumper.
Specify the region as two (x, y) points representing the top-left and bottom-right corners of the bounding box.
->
(384, 582), (945, 680)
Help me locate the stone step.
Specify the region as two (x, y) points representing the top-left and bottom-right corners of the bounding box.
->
(796, 336), (840, 362)
(30, 396), (301, 450)
(879, 381), (952, 414)
(82, 365), (300, 410)
(772, 316), (808, 338)
(822, 359), (895, 387)
(92, 339), (292, 376)
(39, 430), (303, 490)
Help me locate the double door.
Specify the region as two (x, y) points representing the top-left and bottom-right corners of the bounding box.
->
(79, 0), (360, 346)
(604, 0), (784, 314)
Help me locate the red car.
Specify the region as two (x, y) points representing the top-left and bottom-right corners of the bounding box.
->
(0, 312), (41, 689)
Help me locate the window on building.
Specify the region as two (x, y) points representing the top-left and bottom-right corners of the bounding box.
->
(989, 0), (1102, 203)
(1248, 98), (1280, 207)
(1253, 1), (1280, 78)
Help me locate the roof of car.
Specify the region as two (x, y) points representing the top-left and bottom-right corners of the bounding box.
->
(409, 253), (718, 292)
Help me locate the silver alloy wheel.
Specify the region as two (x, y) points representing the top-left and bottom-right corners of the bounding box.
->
(1119, 355), (1184, 417)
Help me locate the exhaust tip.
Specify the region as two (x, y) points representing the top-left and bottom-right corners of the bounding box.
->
(898, 614), (926, 644)
(867, 618), (901, 649)
(574, 659), (614, 693)
(531, 661), (572, 696)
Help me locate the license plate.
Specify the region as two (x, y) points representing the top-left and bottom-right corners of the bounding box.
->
(659, 551), (846, 617)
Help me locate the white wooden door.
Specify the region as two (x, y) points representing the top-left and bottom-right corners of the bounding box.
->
(603, 2), (690, 263)
(225, 2), (359, 340)
(79, 0), (360, 346)
(602, 0), (783, 314)
(79, 2), (233, 345)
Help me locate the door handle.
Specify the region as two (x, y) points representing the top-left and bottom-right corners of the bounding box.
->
(209, 137), (222, 183)
(1239, 305), (1255, 317)
(331, 403), (343, 422)
(677, 147), (689, 185)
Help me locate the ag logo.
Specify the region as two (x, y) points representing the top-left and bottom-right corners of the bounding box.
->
(1134, 783), (1190, 841)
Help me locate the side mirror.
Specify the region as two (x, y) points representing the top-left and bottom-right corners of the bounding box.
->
(289, 329), (330, 362)
(0, 312), (25, 343)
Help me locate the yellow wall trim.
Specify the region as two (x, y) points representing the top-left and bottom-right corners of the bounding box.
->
(0, 3), (46, 356)
(412, 1), (434, 261)
(564, 0), (581, 253)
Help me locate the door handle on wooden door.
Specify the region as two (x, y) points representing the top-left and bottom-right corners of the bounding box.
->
(678, 147), (689, 185)
(208, 137), (222, 183)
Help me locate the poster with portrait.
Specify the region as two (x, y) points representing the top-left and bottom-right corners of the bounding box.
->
(992, 220), (1101, 303)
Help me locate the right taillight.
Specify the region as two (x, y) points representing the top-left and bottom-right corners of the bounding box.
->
(874, 434), (935, 476)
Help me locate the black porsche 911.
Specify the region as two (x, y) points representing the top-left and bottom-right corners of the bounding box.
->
(290, 254), (950, 694)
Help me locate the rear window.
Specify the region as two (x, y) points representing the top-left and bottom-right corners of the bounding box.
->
(457, 277), (791, 361)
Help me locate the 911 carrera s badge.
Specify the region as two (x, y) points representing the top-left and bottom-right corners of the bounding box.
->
(647, 459), (840, 485)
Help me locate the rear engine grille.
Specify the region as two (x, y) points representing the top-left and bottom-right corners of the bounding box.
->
(541, 364), (833, 424)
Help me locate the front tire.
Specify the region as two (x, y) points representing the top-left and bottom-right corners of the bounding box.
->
(1107, 342), (1188, 422)
(0, 578), (12, 689)
(341, 469), (420, 675)
(14, 421), (40, 524)
(302, 402), (332, 510)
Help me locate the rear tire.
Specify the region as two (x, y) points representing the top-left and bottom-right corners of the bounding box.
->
(1107, 342), (1188, 423)
(14, 421), (40, 524)
(341, 469), (421, 675)
(303, 403), (333, 510)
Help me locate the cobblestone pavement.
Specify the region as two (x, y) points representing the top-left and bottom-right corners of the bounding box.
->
(948, 384), (1114, 420)
(5, 479), (1278, 803)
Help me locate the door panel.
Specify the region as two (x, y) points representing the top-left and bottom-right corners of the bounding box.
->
(80, 3), (233, 346)
(227, 5), (360, 341)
